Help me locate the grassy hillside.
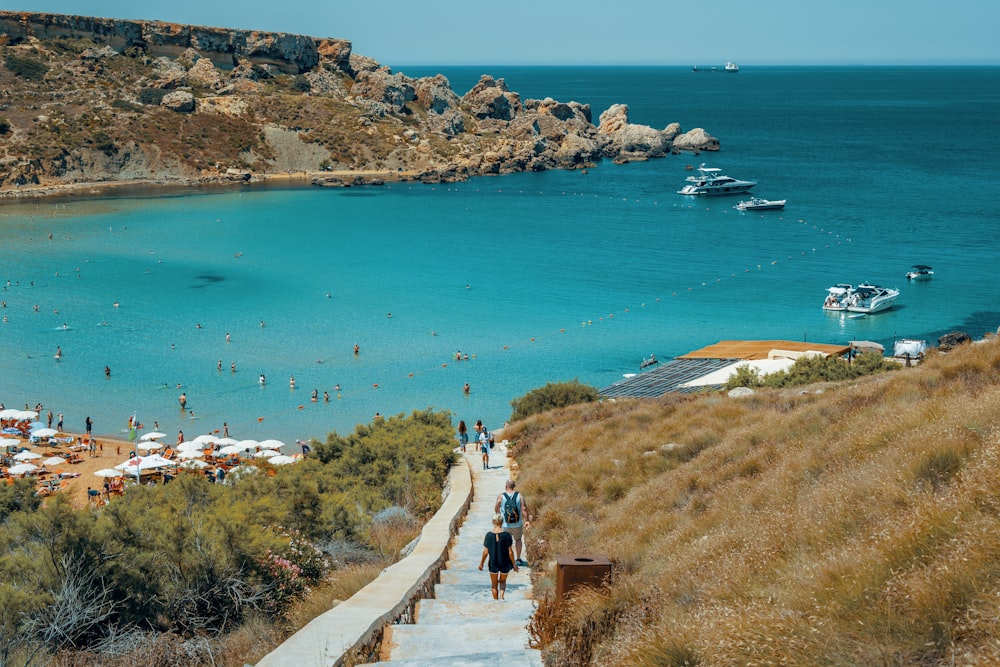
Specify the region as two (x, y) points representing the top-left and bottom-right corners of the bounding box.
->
(509, 337), (1000, 666)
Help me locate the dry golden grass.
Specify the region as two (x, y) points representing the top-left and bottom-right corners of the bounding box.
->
(513, 337), (1000, 666)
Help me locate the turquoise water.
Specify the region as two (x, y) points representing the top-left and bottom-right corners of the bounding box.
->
(1, 66), (999, 443)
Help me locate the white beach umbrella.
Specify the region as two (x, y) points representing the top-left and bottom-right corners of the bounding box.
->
(115, 454), (175, 472)
(0, 408), (22, 420)
(42, 456), (67, 466)
(253, 449), (280, 459)
(193, 434), (218, 445)
(136, 441), (163, 452)
(17, 410), (39, 421)
(30, 427), (57, 438)
(93, 468), (123, 478)
(218, 444), (244, 456)
(179, 459), (209, 470)
(139, 431), (167, 441)
(268, 455), (296, 465)
(258, 439), (286, 450)
(215, 437), (239, 446)
(237, 439), (259, 451)
(8, 462), (38, 475)
(176, 449), (203, 460)
(13, 450), (42, 461)
(176, 440), (205, 452)
(0, 437), (22, 449)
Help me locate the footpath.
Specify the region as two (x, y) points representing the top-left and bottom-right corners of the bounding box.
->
(256, 441), (541, 667)
(364, 442), (542, 666)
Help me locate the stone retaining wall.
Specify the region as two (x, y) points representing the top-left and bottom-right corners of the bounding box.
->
(255, 456), (473, 667)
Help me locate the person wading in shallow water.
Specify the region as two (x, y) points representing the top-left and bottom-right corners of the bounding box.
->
(478, 513), (518, 600)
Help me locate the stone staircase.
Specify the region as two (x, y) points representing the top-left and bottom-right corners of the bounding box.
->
(364, 444), (542, 666)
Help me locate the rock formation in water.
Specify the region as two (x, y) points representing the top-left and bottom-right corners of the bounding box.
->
(0, 11), (720, 193)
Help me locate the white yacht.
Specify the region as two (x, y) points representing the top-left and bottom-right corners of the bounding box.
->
(677, 164), (756, 196)
(823, 283), (900, 314)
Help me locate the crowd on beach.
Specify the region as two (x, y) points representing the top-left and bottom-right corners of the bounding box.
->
(1, 401), (304, 506)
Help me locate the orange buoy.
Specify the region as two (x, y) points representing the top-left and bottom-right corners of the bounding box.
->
(373, 383), (379, 388)
(442, 363), (447, 367)
(408, 372), (414, 377)
(257, 417), (264, 422)
(298, 405), (304, 410)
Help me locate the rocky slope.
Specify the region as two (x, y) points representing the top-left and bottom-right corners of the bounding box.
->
(0, 11), (719, 195)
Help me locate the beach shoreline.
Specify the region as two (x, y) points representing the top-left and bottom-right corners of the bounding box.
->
(0, 169), (423, 203)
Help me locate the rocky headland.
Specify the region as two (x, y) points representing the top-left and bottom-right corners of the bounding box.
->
(0, 11), (719, 196)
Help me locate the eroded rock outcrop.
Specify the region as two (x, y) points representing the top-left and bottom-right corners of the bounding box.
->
(0, 11), (321, 73)
(0, 11), (723, 193)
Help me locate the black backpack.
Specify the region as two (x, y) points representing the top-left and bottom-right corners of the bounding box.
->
(502, 491), (520, 524)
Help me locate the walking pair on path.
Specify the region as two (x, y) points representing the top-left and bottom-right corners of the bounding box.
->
(479, 479), (530, 600)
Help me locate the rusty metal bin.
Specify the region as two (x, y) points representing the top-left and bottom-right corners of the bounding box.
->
(555, 554), (612, 605)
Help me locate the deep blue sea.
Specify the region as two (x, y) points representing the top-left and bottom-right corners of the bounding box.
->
(1, 66), (998, 444)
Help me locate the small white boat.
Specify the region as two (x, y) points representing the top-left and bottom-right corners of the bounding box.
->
(823, 282), (900, 314)
(678, 164), (756, 196)
(735, 197), (786, 211)
(905, 264), (934, 280)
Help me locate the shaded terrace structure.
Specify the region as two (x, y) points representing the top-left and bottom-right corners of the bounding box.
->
(600, 340), (851, 398)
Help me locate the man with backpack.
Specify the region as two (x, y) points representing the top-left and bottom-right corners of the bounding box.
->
(495, 479), (531, 567)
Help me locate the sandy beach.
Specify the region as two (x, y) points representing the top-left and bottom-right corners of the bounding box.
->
(6, 432), (159, 508)
(0, 169), (420, 202)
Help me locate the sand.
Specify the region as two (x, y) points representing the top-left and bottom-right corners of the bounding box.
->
(9, 432), (177, 508)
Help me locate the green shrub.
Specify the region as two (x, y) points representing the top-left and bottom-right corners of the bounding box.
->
(91, 131), (118, 156)
(510, 379), (600, 422)
(4, 53), (48, 81)
(724, 364), (763, 389)
(111, 99), (143, 113)
(138, 87), (167, 105)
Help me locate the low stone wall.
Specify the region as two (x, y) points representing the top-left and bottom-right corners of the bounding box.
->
(255, 456), (473, 667)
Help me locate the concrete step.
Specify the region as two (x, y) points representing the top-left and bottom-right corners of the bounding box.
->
(438, 565), (529, 585)
(431, 581), (533, 603)
(363, 647), (542, 666)
(415, 597), (535, 625)
(381, 621), (534, 661)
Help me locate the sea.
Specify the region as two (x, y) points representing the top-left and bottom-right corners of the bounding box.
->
(1, 66), (998, 446)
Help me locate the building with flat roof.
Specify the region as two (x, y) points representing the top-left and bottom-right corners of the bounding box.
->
(601, 340), (851, 399)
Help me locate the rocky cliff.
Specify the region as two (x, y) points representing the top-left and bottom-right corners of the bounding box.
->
(0, 11), (719, 195)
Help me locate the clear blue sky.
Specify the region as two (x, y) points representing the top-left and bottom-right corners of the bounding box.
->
(8, 0), (1000, 66)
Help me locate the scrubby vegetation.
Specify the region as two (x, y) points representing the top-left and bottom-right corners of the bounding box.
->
(510, 379), (601, 422)
(508, 338), (1000, 665)
(725, 349), (900, 389)
(0, 409), (455, 666)
(3, 52), (48, 81)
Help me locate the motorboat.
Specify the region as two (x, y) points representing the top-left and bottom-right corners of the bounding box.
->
(905, 264), (934, 280)
(735, 197), (786, 211)
(823, 284), (855, 311)
(823, 282), (900, 314)
(677, 164), (756, 196)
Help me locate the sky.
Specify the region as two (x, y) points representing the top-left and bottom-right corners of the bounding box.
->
(6, 0), (1000, 66)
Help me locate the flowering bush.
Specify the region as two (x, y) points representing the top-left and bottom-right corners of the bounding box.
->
(258, 550), (305, 613)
